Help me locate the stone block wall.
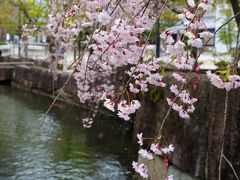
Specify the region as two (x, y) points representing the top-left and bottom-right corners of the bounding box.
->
(134, 73), (240, 180)
(12, 65), (78, 102)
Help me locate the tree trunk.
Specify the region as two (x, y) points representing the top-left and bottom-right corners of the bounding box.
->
(230, 0), (240, 28)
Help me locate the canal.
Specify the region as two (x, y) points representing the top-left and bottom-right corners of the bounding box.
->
(0, 85), (137, 179)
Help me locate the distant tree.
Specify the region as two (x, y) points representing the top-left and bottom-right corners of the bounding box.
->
(0, 0), (49, 34)
(218, 4), (238, 52)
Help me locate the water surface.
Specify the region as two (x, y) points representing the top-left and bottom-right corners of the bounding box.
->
(0, 85), (137, 179)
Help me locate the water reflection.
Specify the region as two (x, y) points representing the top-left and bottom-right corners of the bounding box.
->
(0, 85), (137, 179)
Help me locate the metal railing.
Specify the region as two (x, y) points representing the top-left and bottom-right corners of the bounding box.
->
(0, 43), (50, 60)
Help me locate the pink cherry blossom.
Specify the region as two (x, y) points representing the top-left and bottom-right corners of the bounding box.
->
(138, 149), (154, 160)
(161, 144), (175, 154)
(166, 175), (174, 180)
(206, 71), (225, 89)
(198, 1), (213, 12)
(188, 38), (203, 48)
(150, 143), (162, 155)
(137, 133), (143, 146)
(132, 161), (148, 179)
(97, 11), (111, 25)
(185, 32), (195, 39)
(172, 72), (186, 83)
(103, 99), (115, 112)
(170, 85), (179, 95)
(174, 40), (185, 50)
(187, 0), (196, 7)
(199, 31), (214, 40)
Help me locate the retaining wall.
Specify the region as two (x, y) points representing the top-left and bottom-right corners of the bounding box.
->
(134, 73), (240, 180)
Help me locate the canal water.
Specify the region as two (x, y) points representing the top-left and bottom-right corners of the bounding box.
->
(0, 85), (137, 180)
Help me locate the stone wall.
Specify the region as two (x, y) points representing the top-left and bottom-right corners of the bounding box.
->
(0, 66), (13, 81)
(12, 65), (78, 103)
(134, 73), (240, 180)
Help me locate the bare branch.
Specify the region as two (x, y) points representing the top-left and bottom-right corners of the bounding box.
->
(218, 91), (229, 180)
(223, 154), (240, 180)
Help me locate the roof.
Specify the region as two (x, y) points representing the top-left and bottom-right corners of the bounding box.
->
(166, 14), (216, 33)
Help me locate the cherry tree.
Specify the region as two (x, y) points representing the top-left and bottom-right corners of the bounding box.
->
(41, 0), (240, 179)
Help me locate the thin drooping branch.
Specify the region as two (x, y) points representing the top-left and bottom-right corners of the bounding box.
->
(223, 154), (240, 180)
(197, 11), (240, 60)
(218, 91), (229, 180)
(40, 64), (79, 126)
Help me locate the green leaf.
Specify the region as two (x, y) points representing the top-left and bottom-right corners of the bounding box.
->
(149, 87), (163, 103)
(224, 67), (230, 81)
(216, 69), (227, 75)
(216, 67), (231, 81)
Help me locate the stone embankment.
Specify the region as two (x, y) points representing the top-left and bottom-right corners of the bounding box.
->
(0, 57), (33, 81)
(134, 73), (240, 180)
(0, 56), (77, 103)
(12, 65), (77, 102)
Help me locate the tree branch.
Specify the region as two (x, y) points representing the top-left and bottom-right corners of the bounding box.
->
(218, 91), (229, 180)
(230, 0), (240, 28)
(223, 154), (240, 180)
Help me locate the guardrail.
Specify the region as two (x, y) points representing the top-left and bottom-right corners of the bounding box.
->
(0, 43), (49, 60)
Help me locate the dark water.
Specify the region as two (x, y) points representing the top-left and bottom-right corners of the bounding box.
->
(0, 85), (137, 180)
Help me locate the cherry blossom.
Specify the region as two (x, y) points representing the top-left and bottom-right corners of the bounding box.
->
(206, 71), (225, 89)
(117, 100), (141, 121)
(172, 73), (186, 83)
(166, 175), (174, 180)
(161, 144), (175, 154)
(97, 11), (111, 25)
(199, 31), (214, 40)
(188, 38), (203, 48)
(138, 149), (154, 160)
(187, 0), (196, 7)
(132, 161), (148, 179)
(207, 71), (240, 91)
(137, 133), (143, 146)
(198, 1), (213, 12)
(150, 143), (162, 155)
(103, 99), (115, 112)
(170, 85), (179, 95)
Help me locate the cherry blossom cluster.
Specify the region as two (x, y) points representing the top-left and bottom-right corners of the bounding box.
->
(73, 0), (154, 123)
(47, 2), (81, 43)
(47, 0), (111, 43)
(74, 59), (114, 104)
(167, 85), (197, 119)
(132, 161), (148, 179)
(160, 0), (214, 71)
(134, 132), (175, 179)
(102, 96), (141, 121)
(128, 58), (166, 93)
(129, 0), (214, 178)
(207, 71), (240, 91)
